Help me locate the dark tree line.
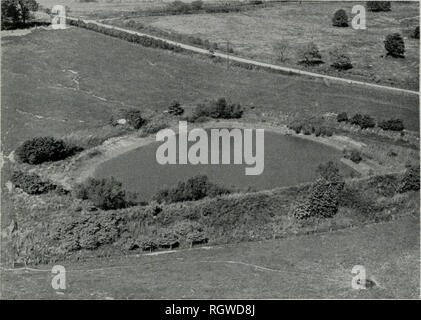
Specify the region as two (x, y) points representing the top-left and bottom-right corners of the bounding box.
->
(1, 0), (39, 29)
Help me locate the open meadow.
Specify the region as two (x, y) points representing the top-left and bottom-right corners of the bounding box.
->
(118, 1), (420, 89)
(2, 26), (418, 154)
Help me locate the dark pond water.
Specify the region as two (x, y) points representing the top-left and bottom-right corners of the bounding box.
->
(94, 130), (353, 201)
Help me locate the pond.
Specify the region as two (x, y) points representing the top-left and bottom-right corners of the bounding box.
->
(94, 130), (354, 201)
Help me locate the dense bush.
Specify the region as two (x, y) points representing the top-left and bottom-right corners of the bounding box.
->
(378, 119), (404, 131)
(297, 42), (323, 65)
(192, 98), (243, 121)
(398, 165), (420, 193)
(349, 114), (375, 129)
(332, 9), (349, 27)
(316, 161), (343, 182)
(368, 174), (398, 197)
(330, 49), (352, 70)
(344, 149), (362, 163)
(308, 178), (344, 218)
(141, 121), (169, 135)
(191, 0), (203, 10)
(11, 171), (58, 195)
(288, 122), (302, 134)
(52, 212), (125, 251)
(16, 137), (82, 164)
(166, 1), (192, 14)
(366, 1), (391, 12)
(337, 112), (348, 122)
(384, 33), (405, 58)
(411, 26), (419, 39)
(75, 177), (134, 210)
(167, 100), (184, 115)
(153, 175), (230, 204)
(124, 109), (146, 129)
(289, 201), (311, 220)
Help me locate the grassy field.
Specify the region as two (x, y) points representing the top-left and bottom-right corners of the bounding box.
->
(127, 1), (420, 90)
(1, 215), (419, 299)
(1, 27), (418, 154)
(35, 0), (244, 17)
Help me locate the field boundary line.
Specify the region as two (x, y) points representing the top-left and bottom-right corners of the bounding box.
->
(68, 17), (419, 96)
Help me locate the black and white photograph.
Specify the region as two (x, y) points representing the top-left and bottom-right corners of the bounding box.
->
(0, 0), (420, 303)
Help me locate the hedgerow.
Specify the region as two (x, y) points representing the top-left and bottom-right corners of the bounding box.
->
(378, 119), (405, 132)
(68, 19), (184, 53)
(190, 98), (243, 121)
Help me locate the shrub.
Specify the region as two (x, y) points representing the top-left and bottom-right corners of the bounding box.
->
(153, 175), (230, 204)
(302, 125), (312, 135)
(191, 0), (203, 10)
(411, 26), (419, 39)
(350, 114), (375, 129)
(141, 121), (169, 135)
(349, 150), (362, 163)
(367, 1), (391, 12)
(324, 127), (334, 136)
(289, 201), (311, 220)
(308, 178), (344, 218)
(297, 42), (323, 65)
(11, 171), (57, 195)
(167, 101), (184, 115)
(123, 109), (146, 129)
(316, 161), (343, 182)
(337, 112), (348, 122)
(368, 174), (398, 197)
(332, 9), (349, 27)
(16, 137), (82, 164)
(378, 119), (404, 131)
(288, 122), (302, 134)
(330, 49), (352, 70)
(192, 98), (243, 120)
(398, 165), (420, 193)
(166, 1), (191, 14)
(136, 236), (158, 252)
(75, 177), (134, 210)
(384, 33), (405, 58)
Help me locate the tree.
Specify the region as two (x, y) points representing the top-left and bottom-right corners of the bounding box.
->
(1, 0), (20, 28)
(384, 33), (405, 58)
(18, 0), (38, 24)
(332, 9), (349, 27)
(1, 0), (38, 28)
